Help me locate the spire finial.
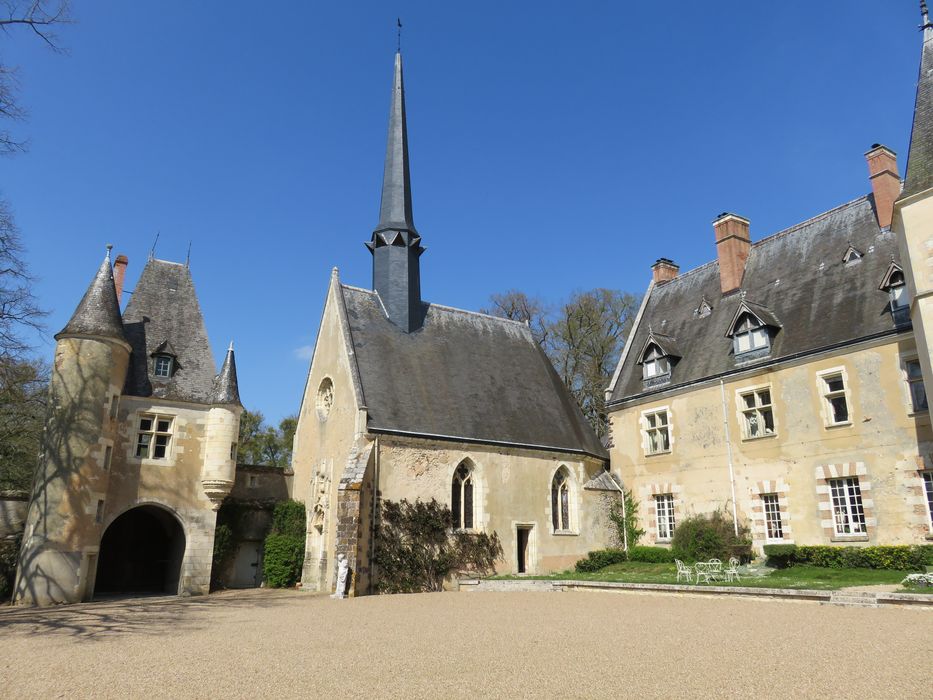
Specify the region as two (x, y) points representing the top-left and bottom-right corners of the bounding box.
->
(105, 243), (113, 261)
(228, 340), (234, 352)
(923, 0), (932, 28)
(397, 17), (402, 53)
(186, 241), (192, 268)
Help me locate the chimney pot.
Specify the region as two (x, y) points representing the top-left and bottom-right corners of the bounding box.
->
(864, 144), (901, 229)
(113, 254), (128, 307)
(713, 213), (751, 295)
(651, 258), (680, 285)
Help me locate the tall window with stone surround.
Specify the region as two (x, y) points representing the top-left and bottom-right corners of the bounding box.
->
(762, 493), (783, 541)
(451, 462), (474, 530)
(829, 477), (866, 536)
(654, 493), (675, 541)
(923, 472), (933, 531)
(551, 467), (571, 532)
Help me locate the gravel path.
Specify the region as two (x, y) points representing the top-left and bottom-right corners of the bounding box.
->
(0, 589), (930, 698)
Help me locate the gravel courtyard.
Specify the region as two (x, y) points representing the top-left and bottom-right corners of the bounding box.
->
(1, 589), (930, 698)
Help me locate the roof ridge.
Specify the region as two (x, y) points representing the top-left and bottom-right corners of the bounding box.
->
(652, 195), (871, 289)
(749, 194), (871, 248)
(425, 301), (532, 328)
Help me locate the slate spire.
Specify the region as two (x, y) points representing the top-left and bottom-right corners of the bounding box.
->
(211, 341), (241, 406)
(902, 1), (933, 198)
(366, 51), (425, 333)
(56, 246), (126, 342)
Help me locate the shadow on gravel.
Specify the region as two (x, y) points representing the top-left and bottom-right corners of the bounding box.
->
(0, 589), (302, 641)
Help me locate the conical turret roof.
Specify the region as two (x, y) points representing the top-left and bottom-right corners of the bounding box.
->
(902, 2), (933, 199)
(211, 342), (241, 406)
(56, 248), (126, 342)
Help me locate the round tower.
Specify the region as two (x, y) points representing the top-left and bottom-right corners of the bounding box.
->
(201, 343), (243, 509)
(15, 247), (131, 605)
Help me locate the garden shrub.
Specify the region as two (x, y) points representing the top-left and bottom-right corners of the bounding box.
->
(793, 545), (926, 571)
(0, 535), (21, 602)
(262, 500), (306, 588)
(627, 546), (675, 563)
(670, 510), (752, 563)
(607, 487), (644, 549)
(575, 548), (628, 572)
(373, 498), (503, 593)
(763, 543), (797, 568)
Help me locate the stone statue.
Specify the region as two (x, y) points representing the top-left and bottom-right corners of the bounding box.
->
(331, 553), (349, 599)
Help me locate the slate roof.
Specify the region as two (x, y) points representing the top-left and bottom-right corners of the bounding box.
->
(339, 285), (608, 460)
(122, 259), (217, 403)
(211, 344), (241, 406)
(901, 18), (933, 199)
(609, 196), (907, 405)
(57, 252), (125, 342)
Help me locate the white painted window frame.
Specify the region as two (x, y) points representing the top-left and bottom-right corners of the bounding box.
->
(899, 353), (929, 415)
(816, 367), (852, 428)
(828, 476), (867, 536)
(654, 493), (675, 541)
(641, 406), (672, 456)
(761, 493), (784, 542)
(736, 383), (776, 440)
(135, 413), (174, 460)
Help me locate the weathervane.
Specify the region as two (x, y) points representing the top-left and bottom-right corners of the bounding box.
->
(397, 17), (402, 52)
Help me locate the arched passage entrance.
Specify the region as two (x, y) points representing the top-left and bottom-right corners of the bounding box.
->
(95, 505), (186, 597)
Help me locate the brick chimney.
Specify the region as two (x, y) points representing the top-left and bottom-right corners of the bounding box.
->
(865, 144), (901, 229)
(713, 213), (751, 295)
(651, 258), (679, 284)
(113, 254), (128, 305)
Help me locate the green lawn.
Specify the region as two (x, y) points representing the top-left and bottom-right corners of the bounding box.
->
(493, 561), (917, 591)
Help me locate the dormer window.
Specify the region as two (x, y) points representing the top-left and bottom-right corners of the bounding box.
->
(150, 340), (179, 380)
(642, 344), (670, 380)
(733, 314), (769, 354)
(842, 245), (863, 265)
(726, 300), (781, 361)
(154, 354), (174, 377)
(638, 333), (680, 384)
(879, 262), (909, 324)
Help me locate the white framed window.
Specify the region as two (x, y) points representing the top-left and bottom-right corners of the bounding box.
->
(762, 493), (783, 541)
(642, 344), (670, 380)
(829, 477), (866, 536)
(739, 387), (775, 439)
(906, 359), (928, 413)
(819, 370), (851, 426)
(452, 462), (475, 530)
(643, 409), (671, 455)
(922, 471), (933, 531)
(153, 355), (174, 378)
(654, 493), (675, 540)
(135, 414), (173, 459)
(733, 314), (770, 355)
(551, 467), (572, 532)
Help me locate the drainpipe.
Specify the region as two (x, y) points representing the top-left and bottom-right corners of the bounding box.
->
(606, 470), (629, 553)
(719, 379), (740, 537)
(365, 437), (380, 595)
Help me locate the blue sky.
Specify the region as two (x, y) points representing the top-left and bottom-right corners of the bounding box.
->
(2, 2), (925, 422)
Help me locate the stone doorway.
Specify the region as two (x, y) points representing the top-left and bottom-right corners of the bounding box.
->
(94, 505), (186, 597)
(516, 525), (533, 574)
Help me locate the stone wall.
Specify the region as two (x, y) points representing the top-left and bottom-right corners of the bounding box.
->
(0, 492), (28, 539)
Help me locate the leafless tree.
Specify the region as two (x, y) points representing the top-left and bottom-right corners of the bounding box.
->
(482, 289), (549, 346)
(0, 1), (72, 155)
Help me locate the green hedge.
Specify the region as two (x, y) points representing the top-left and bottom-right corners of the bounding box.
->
(262, 500), (307, 588)
(574, 546), (675, 572)
(575, 548), (627, 572)
(763, 544), (933, 571)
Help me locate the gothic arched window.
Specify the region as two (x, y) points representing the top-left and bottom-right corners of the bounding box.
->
(451, 462), (474, 529)
(551, 467), (571, 531)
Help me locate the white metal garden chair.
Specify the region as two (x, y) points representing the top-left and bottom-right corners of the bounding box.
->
(723, 557), (741, 582)
(675, 559), (693, 584)
(696, 559), (723, 584)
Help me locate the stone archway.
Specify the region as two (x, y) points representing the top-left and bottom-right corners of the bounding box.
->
(94, 505), (186, 597)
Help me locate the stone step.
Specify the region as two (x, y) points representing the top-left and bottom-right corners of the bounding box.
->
(822, 601), (880, 608)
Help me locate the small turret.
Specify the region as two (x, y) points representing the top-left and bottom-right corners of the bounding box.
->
(201, 343), (244, 510)
(15, 247), (131, 605)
